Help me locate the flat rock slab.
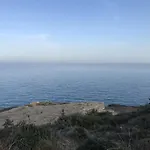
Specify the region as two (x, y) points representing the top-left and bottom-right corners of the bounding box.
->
(0, 102), (105, 128)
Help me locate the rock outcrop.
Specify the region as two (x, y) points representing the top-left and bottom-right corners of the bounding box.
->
(0, 102), (105, 128)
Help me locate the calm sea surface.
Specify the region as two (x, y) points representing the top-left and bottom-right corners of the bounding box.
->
(0, 63), (150, 107)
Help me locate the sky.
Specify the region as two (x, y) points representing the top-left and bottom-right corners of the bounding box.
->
(0, 0), (150, 63)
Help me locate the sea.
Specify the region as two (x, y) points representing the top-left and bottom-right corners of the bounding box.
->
(0, 63), (150, 107)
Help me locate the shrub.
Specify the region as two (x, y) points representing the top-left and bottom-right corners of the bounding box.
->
(0, 122), (57, 150)
(3, 119), (14, 128)
(66, 126), (88, 142)
(77, 138), (116, 150)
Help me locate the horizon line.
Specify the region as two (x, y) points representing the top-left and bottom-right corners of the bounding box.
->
(0, 61), (150, 65)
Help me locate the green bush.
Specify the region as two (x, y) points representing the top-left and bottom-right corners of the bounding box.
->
(0, 122), (57, 150)
(77, 138), (116, 150)
(54, 111), (115, 130)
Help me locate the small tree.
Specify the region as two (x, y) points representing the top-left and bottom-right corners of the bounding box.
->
(61, 109), (65, 117)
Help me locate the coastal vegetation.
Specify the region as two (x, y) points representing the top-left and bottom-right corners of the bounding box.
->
(0, 104), (150, 150)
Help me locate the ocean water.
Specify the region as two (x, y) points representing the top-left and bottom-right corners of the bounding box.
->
(0, 63), (150, 107)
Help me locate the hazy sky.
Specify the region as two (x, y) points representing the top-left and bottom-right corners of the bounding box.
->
(0, 0), (150, 63)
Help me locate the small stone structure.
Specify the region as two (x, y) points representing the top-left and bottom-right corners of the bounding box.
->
(29, 101), (40, 106)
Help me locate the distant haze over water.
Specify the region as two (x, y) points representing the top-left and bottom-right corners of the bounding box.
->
(0, 62), (150, 107)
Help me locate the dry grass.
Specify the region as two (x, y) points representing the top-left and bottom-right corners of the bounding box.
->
(1, 104), (150, 150)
